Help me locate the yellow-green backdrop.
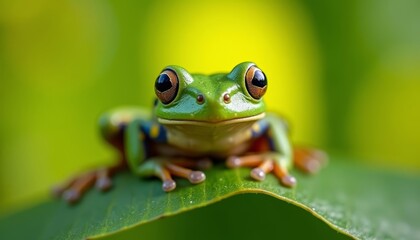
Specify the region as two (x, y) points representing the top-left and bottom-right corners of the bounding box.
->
(1, 0), (419, 213)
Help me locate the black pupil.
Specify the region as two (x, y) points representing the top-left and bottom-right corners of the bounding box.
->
(155, 74), (172, 92)
(252, 70), (267, 88)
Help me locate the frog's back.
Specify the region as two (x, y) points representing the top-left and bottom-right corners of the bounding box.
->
(99, 107), (151, 143)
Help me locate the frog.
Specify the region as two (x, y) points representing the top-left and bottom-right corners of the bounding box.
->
(53, 62), (327, 203)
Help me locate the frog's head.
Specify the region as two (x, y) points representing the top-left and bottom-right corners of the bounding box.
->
(154, 62), (267, 125)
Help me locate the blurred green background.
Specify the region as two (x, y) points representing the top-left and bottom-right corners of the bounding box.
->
(1, 0), (419, 221)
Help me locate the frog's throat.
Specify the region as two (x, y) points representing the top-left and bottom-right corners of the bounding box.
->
(157, 113), (265, 126)
(156, 113), (265, 156)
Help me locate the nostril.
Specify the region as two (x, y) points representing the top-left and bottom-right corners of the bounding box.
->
(223, 93), (231, 103)
(196, 94), (205, 104)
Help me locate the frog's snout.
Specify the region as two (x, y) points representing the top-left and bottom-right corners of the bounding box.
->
(223, 93), (231, 104)
(192, 92), (236, 122)
(194, 92), (231, 106)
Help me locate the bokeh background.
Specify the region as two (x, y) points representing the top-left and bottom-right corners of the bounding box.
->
(1, 0), (419, 221)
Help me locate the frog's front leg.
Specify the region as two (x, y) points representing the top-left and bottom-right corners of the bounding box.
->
(135, 158), (207, 191)
(227, 153), (297, 187)
(125, 120), (208, 192)
(226, 114), (327, 186)
(227, 114), (297, 187)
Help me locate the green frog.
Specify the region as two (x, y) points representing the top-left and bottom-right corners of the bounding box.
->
(53, 62), (327, 203)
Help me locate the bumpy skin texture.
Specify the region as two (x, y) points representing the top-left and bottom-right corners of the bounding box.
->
(53, 62), (327, 204)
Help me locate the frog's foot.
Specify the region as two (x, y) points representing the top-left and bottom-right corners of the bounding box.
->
(139, 158), (208, 192)
(52, 162), (125, 204)
(293, 147), (328, 174)
(226, 153), (296, 188)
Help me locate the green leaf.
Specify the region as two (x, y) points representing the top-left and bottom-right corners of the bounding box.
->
(0, 157), (419, 240)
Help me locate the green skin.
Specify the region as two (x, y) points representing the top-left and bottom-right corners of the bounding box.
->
(56, 62), (325, 202)
(99, 62), (294, 192)
(155, 62), (265, 121)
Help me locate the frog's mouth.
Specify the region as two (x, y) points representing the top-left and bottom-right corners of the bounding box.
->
(157, 113), (265, 126)
(157, 113), (265, 154)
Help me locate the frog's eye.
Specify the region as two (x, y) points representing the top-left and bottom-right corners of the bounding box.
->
(245, 65), (267, 99)
(155, 69), (179, 104)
